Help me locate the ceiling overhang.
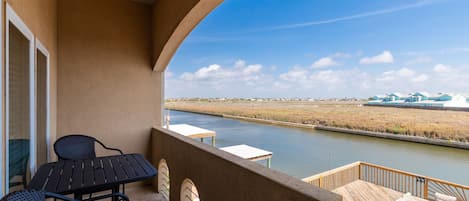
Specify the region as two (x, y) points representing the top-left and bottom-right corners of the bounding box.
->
(152, 0), (223, 72)
(131, 0), (155, 5)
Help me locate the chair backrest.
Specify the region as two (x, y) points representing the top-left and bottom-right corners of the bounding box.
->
(8, 139), (30, 180)
(54, 135), (97, 160)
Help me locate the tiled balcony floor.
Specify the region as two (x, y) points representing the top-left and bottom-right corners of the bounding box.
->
(126, 185), (165, 201)
(70, 185), (165, 201)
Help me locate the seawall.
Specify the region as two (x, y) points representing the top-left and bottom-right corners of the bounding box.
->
(315, 126), (469, 150)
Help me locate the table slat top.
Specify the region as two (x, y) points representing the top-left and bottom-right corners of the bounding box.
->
(28, 153), (156, 195)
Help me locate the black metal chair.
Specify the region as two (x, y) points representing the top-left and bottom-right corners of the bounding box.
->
(54, 134), (123, 160)
(0, 190), (129, 201)
(53, 134), (125, 200)
(0, 190), (75, 201)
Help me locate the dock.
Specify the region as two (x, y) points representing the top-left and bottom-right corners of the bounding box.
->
(168, 124), (216, 146)
(220, 144), (272, 168)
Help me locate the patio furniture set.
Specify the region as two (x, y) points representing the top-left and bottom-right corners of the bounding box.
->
(2, 135), (157, 201)
(3, 124), (272, 201)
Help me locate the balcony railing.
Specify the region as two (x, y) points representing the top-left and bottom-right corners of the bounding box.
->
(303, 161), (469, 201)
(151, 127), (341, 201)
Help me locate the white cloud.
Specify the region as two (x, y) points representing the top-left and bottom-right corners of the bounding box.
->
(412, 74), (429, 82)
(433, 64), (453, 73)
(243, 64), (262, 74)
(180, 64), (223, 81)
(376, 67), (415, 82)
(180, 60), (263, 82)
(309, 70), (340, 83)
(168, 59), (469, 98)
(279, 68), (308, 81)
(397, 68), (415, 77)
(360, 51), (394, 64)
(234, 60), (246, 68)
(312, 57), (339, 68)
(234, 59), (263, 74)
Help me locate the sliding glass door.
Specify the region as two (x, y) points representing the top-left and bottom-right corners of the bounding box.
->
(6, 5), (35, 192)
(36, 43), (49, 168)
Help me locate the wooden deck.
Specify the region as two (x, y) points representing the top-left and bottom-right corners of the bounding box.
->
(333, 180), (427, 201)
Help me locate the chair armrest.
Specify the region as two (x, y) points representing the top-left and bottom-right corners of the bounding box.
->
(95, 140), (124, 155)
(44, 192), (77, 201)
(103, 146), (124, 155)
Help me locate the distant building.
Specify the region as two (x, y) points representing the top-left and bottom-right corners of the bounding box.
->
(367, 92), (469, 108)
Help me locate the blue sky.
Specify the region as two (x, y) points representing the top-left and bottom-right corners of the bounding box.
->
(166, 0), (469, 98)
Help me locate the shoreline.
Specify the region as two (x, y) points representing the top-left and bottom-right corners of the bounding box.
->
(167, 108), (469, 150)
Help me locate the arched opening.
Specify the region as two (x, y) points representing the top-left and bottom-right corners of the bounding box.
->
(180, 179), (200, 201)
(158, 159), (170, 200)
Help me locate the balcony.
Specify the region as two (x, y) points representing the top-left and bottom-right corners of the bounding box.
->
(3, 0), (467, 200)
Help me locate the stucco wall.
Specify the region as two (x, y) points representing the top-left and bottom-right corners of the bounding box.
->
(152, 127), (342, 201)
(57, 0), (161, 157)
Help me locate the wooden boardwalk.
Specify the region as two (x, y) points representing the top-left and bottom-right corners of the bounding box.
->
(333, 180), (427, 201)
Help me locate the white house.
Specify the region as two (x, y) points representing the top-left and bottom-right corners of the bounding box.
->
(367, 92), (469, 108)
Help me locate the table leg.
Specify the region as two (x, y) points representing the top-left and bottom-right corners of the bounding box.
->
(74, 193), (83, 200)
(212, 136), (216, 147)
(112, 185), (119, 201)
(267, 158), (271, 168)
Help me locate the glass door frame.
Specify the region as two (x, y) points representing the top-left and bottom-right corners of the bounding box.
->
(5, 3), (36, 192)
(35, 40), (51, 163)
(0, 0), (3, 196)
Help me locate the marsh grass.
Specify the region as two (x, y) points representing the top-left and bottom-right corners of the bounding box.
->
(165, 100), (469, 143)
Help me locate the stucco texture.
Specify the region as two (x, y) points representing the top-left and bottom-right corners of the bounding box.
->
(57, 0), (161, 157)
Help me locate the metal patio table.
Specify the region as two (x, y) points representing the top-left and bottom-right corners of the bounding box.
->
(28, 153), (157, 201)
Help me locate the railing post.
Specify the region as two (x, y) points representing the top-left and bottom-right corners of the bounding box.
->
(319, 177), (322, 188)
(358, 163), (361, 180)
(424, 178), (428, 199)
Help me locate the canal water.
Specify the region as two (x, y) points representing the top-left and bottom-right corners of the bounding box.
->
(168, 110), (469, 185)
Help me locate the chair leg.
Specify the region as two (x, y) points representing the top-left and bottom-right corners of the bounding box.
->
(119, 184), (126, 201)
(22, 175), (27, 189)
(82, 192), (129, 201)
